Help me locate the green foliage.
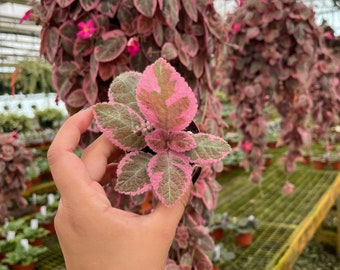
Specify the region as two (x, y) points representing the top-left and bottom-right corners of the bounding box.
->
(34, 108), (64, 128)
(0, 113), (32, 133)
(13, 60), (54, 94)
(3, 242), (47, 266)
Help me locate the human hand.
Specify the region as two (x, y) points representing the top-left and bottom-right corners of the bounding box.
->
(47, 108), (193, 270)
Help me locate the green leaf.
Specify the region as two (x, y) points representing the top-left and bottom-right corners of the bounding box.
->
(108, 71), (142, 115)
(186, 134), (231, 164)
(115, 151), (153, 195)
(94, 103), (146, 151)
(148, 152), (191, 206)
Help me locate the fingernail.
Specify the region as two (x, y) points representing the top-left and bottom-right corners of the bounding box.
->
(191, 166), (202, 184)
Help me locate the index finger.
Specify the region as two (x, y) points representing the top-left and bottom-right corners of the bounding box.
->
(47, 109), (94, 199)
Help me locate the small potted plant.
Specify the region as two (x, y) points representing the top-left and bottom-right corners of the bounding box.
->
(3, 239), (47, 270)
(209, 243), (235, 270)
(329, 154), (340, 170)
(228, 215), (260, 247)
(20, 220), (49, 247)
(209, 212), (229, 242)
(0, 264), (9, 270)
(312, 154), (328, 170)
(35, 206), (56, 235)
(34, 108), (64, 129)
(0, 238), (16, 261)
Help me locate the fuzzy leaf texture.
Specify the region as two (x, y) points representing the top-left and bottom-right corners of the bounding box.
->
(148, 152), (192, 206)
(108, 71), (142, 116)
(186, 134), (231, 164)
(94, 103), (146, 151)
(136, 58), (197, 131)
(115, 151), (153, 195)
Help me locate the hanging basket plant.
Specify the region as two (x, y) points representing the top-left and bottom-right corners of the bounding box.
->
(222, 0), (340, 183)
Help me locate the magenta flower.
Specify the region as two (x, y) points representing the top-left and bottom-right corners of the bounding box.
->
(76, 20), (96, 39)
(325, 31), (334, 40)
(127, 37), (140, 56)
(282, 182), (294, 196)
(238, 0), (244, 6)
(231, 23), (241, 34)
(241, 140), (252, 152)
(19, 9), (31, 24)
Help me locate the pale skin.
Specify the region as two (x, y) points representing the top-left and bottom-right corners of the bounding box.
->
(47, 108), (191, 270)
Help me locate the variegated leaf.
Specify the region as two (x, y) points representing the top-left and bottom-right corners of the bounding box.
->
(148, 152), (191, 206)
(115, 151), (153, 195)
(94, 103), (146, 151)
(186, 134), (231, 164)
(108, 71), (142, 115)
(136, 58), (197, 131)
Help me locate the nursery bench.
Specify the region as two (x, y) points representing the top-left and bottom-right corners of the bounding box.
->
(216, 163), (340, 270)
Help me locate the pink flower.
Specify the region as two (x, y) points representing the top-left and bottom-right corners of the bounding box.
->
(325, 31), (334, 40)
(241, 140), (252, 152)
(231, 23), (241, 34)
(127, 37), (140, 56)
(238, 0), (244, 6)
(282, 182), (295, 196)
(19, 9), (31, 24)
(76, 20), (96, 39)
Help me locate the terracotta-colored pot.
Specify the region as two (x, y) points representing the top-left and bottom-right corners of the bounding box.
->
(42, 222), (56, 235)
(235, 233), (253, 247)
(313, 160), (327, 170)
(267, 141), (277, 149)
(31, 176), (41, 185)
(30, 238), (42, 246)
(210, 228), (224, 242)
(331, 161), (340, 170)
(213, 264), (220, 270)
(302, 156), (311, 165)
(264, 157), (272, 167)
(12, 262), (35, 270)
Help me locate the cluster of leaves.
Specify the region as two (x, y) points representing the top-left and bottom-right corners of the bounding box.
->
(34, 107), (65, 129)
(94, 58), (230, 206)
(0, 132), (32, 223)
(0, 113), (32, 133)
(31, 0), (224, 121)
(12, 60), (54, 95)
(222, 0), (340, 182)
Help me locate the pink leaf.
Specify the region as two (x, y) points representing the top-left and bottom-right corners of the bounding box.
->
(136, 58), (197, 131)
(96, 0), (120, 18)
(148, 152), (191, 207)
(115, 151), (153, 195)
(73, 37), (94, 57)
(181, 0), (198, 22)
(145, 129), (169, 153)
(168, 131), (196, 152)
(94, 103), (146, 151)
(134, 0), (157, 18)
(79, 0), (100, 11)
(186, 134), (231, 164)
(45, 27), (59, 63)
(98, 61), (115, 81)
(108, 71), (142, 116)
(153, 20), (164, 47)
(161, 0), (179, 28)
(94, 30), (127, 62)
(83, 75), (98, 105)
(161, 42), (178, 60)
(66, 88), (87, 108)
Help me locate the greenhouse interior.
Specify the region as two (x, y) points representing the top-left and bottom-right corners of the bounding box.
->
(0, 0), (340, 269)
